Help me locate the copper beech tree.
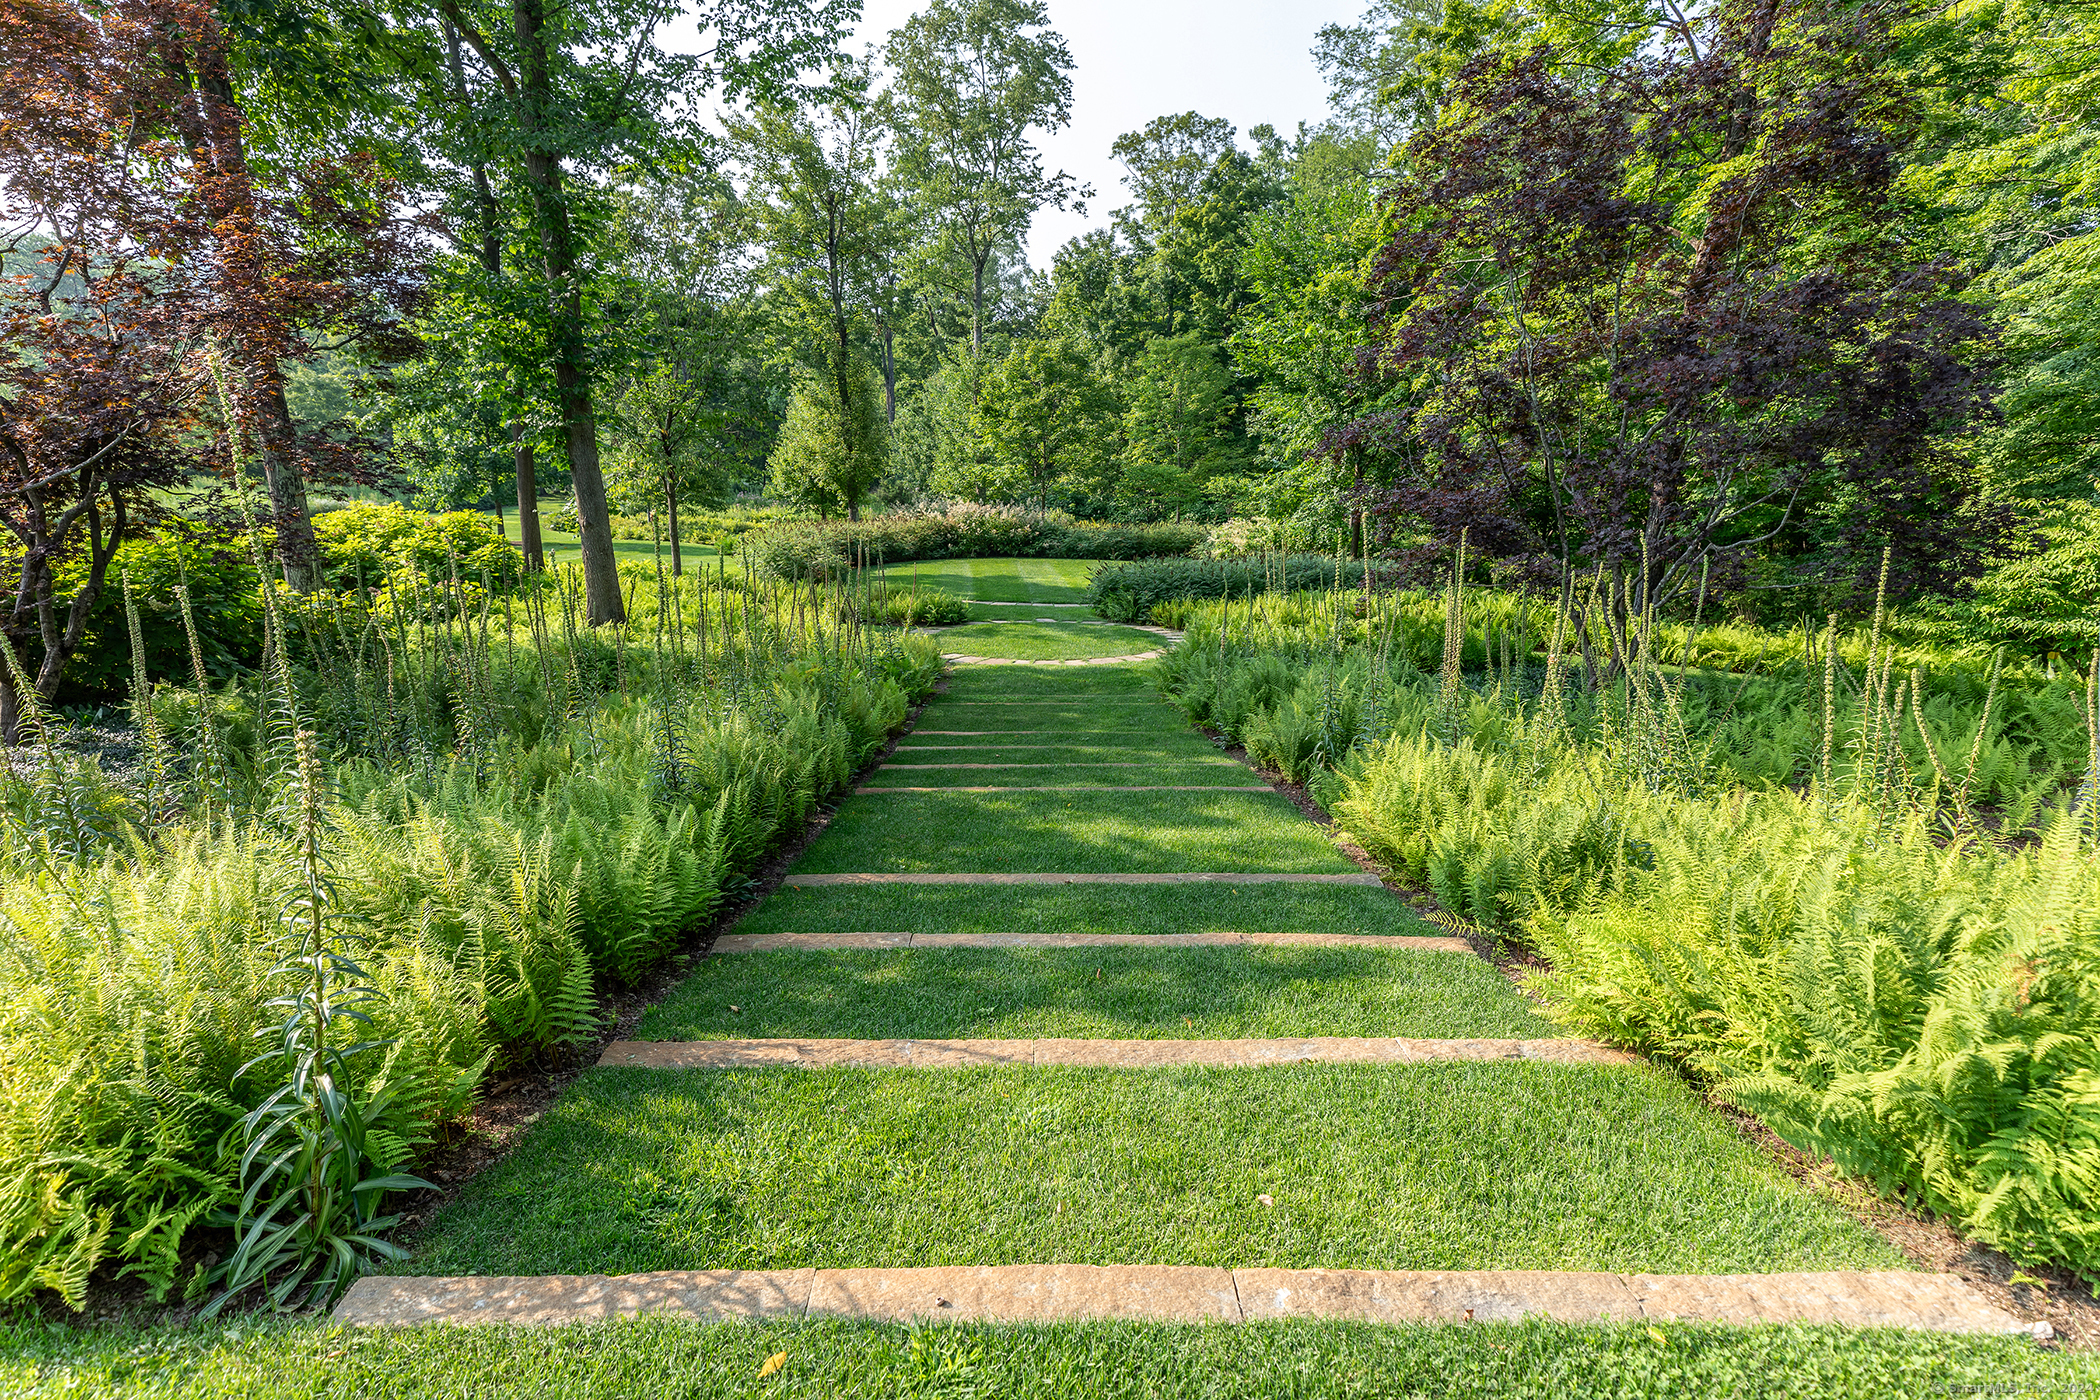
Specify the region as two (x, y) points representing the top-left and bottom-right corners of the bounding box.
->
(1333, 0), (2010, 629)
(0, 0), (416, 741)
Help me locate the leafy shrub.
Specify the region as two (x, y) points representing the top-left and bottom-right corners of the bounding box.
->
(311, 503), (522, 592)
(866, 586), (968, 627)
(53, 527), (266, 701)
(1089, 555), (1401, 623)
(747, 505), (1204, 582)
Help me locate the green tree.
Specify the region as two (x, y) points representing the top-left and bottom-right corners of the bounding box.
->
(414, 0), (846, 621)
(974, 339), (1116, 511)
(883, 0), (1083, 356)
(768, 361), (888, 519)
(1121, 334), (1239, 517)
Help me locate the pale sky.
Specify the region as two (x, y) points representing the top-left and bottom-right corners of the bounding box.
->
(675, 0), (1368, 267)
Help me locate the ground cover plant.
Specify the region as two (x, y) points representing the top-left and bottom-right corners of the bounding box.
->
(636, 944), (1554, 1040)
(1155, 576), (2100, 1281)
(4, 1314), (2089, 1400)
(399, 1062), (1901, 1279)
(0, 537), (941, 1311)
(923, 621), (1166, 660)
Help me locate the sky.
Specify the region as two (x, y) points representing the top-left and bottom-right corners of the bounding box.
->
(686, 0), (1369, 267)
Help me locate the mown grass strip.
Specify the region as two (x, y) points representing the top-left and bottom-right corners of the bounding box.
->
(791, 792), (1358, 875)
(396, 1063), (1908, 1279)
(732, 882), (1436, 938)
(636, 945), (1552, 1041)
(930, 622), (1164, 661)
(5, 1314), (2078, 1400)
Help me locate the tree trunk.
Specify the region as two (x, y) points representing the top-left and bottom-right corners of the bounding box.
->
(174, 58), (317, 590)
(512, 425), (544, 570)
(667, 468), (682, 577)
(514, 0), (622, 624)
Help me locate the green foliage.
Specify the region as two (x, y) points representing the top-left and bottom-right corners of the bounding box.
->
(0, 541), (944, 1308)
(309, 503), (523, 594)
(973, 338), (1119, 511)
(1156, 582), (2100, 1279)
(1088, 553), (1391, 623)
(745, 506), (1203, 582)
(767, 365), (890, 520)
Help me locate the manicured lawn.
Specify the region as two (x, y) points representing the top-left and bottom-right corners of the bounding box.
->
(911, 702), (1186, 733)
(863, 761), (1257, 789)
(931, 621), (1166, 660)
(890, 739), (1227, 761)
(941, 663), (1156, 695)
(789, 791), (1358, 874)
(398, 1063), (1907, 1278)
(635, 945), (1556, 1041)
(5, 1315), (2079, 1400)
(732, 881), (1450, 939)
(880, 557), (1102, 603)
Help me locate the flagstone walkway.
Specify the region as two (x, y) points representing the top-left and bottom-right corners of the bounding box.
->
(341, 645), (2036, 1339)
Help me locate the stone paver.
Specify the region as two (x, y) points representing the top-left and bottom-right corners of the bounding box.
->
(337, 1266), (2037, 1335)
(596, 1035), (1638, 1070)
(334, 1269), (812, 1326)
(945, 654), (1164, 665)
(784, 872), (1385, 886)
(709, 931), (1473, 954)
(806, 1265), (1239, 1324)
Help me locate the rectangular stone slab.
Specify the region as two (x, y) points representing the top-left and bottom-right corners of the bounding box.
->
(806, 1265), (1239, 1323)
(598, 1036), (1636, 1070)
(1234, 1269), (1640, 1323)
(334, 1266), (2031, 1334)
(332, 1269), (813, 1326)
(1624, 1271), (2030, 1332)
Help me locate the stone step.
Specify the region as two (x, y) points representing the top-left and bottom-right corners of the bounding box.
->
(783, 873), (1384, 886)
(945, 655), (1164, 665)
(708, 931), (1472, 954)
(335, 1264), (2040, 1336)
(597, 1036), (1636, 1070)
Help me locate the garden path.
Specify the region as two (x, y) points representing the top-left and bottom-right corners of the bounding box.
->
(340, 632), (2035, 1340)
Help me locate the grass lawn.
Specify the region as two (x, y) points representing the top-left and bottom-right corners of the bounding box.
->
(941, 662), (1157, 694)
(863, 762), (1258, 789)
(731, 881), (1451, 939)
(4, 1315), (2079, 1400)
(911, 703), (1186, 734)
(397, 1063), (1905, 1278)
(635, 945), (1556, 1041)
(879, 557), (1102, 603)
(890, 739), (1229, 761)
(789, 791), (1357, 874)
(931, 621), (1166, 660)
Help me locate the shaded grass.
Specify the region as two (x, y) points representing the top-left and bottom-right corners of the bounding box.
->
(913, 704), (1186, 734)
(636, 945), (1555, 1040)
(5, 1315), (2079, 1400)
(790, 791), (1357, 874)
(400, 1063), (1908, 1278)
(862, 762), (1258, 789)
(934, 622), (1167, 660)
(732, 881), (1450, 939)
(889, 740), (1227, 761)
